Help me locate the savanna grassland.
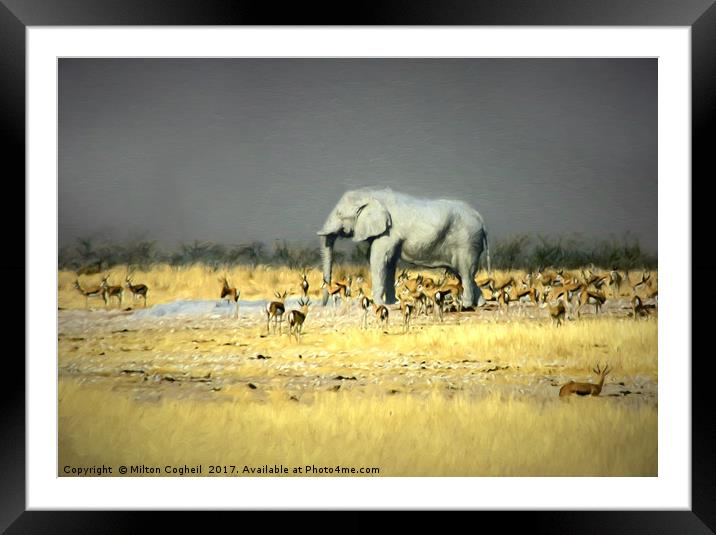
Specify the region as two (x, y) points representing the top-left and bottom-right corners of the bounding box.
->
(58, 265), (658, 476)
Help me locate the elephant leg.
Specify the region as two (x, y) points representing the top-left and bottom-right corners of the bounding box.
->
(370, 238), (399, 305)
(384, 254), (399, 304)
(458, 259), (483, 308)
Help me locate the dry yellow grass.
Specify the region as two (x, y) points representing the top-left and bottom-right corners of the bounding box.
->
(58, 264), (658, 476)
(59, 264), (657, 310)
(59, 378), (656, 476)
(60, 264), (366, 308)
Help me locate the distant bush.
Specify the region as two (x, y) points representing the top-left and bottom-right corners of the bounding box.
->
(487, 234), (657, 271)
(59, 233), (656, 273)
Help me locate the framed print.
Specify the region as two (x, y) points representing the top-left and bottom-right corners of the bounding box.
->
(4, 0), (713, 531)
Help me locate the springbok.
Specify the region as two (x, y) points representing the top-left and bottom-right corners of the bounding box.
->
(576, 288), (606, 318)
(73, 278), (107, 308)
(358, 288), (372, 329)
(395, 270), (436, 294)
(395, 269), (410, 288)
(287, 298), (311, 342)
(320, 279), (348, 307)
(397, 281), (428, 316)
(631, 294), (656, 320)
(542, 281), (584, 316)
(438, 277), (464, 312)
(602, 268), (624, 296)
(265, 290), (288, 334)
(542, 298), (566, 327)
(336, 275), (353, 301)
(493, 276), (515, 294)
(535, 268), (560, 287)
(479, 286), (501, 306)
(632, 272), (652, 292)
(581, 269), (610, 291)
(476, 273), (495, 289)
(100, 275), (124, 308)
(219, 275), (240, 317)
(373, 302), (389, 330)
(300, 270), (310, 298)
(559, 364), (611, 397)
(125, 271), (149, 307)
(398, 295), (415, 333)
(509, 285), (539, 306)
(418, 280), (448, 322)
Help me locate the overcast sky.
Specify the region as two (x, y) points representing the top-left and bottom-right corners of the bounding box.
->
(59, 58), (657, 251)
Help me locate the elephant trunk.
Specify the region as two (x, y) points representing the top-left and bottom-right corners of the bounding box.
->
(320, 234), (336, 306)
(483, 230), (491, 273)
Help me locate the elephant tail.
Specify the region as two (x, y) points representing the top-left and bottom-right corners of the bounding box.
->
(483, 230), (491, 273)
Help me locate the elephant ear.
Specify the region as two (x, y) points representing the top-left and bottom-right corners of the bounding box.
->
(353, 200), (391, 242)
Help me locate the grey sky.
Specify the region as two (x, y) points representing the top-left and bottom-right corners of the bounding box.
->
(59, 58), (657, 251)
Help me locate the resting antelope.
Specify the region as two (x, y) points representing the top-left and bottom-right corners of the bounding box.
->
(287, 298), (311, 342)
(373, 302), (389, 330)
(73, 278), (107, 308)
(559, 364), (611, 397)
(576, 287), (606, 318)
(265, 290), (288, 334)
(218, 275), (240, 317)
(125, 272), (150, 308)
(100, 275), (124, 308)
(398, 295), (415, 333)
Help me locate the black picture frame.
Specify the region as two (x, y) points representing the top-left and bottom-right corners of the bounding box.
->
(3, 1), (712, 532)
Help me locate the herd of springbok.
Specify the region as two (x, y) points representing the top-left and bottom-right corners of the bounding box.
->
(221, 266), (657, 340)
(67, 267), (655, 398)
(71, 265), (656, 335)
(73, 269), (149, 309)
(473, 267), (658, 325)
(388, 266), (657, 330)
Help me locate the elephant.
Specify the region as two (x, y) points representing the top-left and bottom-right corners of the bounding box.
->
(317, 187), (491, 308)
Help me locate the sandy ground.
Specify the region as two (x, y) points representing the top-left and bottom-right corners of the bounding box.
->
(58, 297), (658, 406)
